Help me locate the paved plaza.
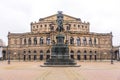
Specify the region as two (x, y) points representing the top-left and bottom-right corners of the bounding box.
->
(0, 61), (120, 80)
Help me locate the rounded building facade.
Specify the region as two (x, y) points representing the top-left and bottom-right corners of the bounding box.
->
(2, 12), (119, 61)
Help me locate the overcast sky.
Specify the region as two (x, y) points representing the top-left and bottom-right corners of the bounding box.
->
(0, 0), (120, 46)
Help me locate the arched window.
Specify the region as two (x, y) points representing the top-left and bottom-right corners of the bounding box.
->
(46, 50), (50, 54)
(28, 51), (31, 54)
(89, 38), (92, 45)
(45, 24), (47, 27)
(90, 51), (92, 55)
(23, 50), (26, 54)
(34, 37), (37, 45)
(94, 38), (97, 45)
(84, 50), (87, 55)
(34, 50), (37, 54)
(70, 50), (74, 54)
(46, 37), (50, 45)
(84, 50), (87, 60)
(24, 38), (26, 45)
(95, 51), (97, 55)
(70, 37), (74, 44)
(77, 37), (80, 46)
(28, 38), (31, 45)
(40, 37), (44, 45)
(94, 51), (97, 60)
(78, 25), (80, 28)
(40, 50), (43, 55)
(83, 37), (87, 45)
(40, 25), (42, 27)
(77, 50), (81, 55)
(70, 50), (74, 59)
(46, 50), (50, 59)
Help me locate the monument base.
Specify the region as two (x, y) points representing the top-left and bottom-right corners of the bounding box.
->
(40, 64), (80, 67)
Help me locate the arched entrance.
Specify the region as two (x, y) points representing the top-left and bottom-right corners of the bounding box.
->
(28, 55), (31, 61)
(70, 50), (74, 59)
(23, 51), (26, 61)
(89, 51), (92, 60)
(33, 50), (37, 60)
(24, 55), (26, 61)
(77, 50), (81, 60)
(28, 51), (31, 61)
(46, 50), (50, 60)
(84, 50), (87, 60)
(40, 50), (43, 60)
(114, 51), (119, 60)
(94, 51), (97, 60)
(2, 50), (6, 60)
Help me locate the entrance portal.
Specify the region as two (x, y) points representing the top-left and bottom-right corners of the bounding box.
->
(2, 50), (6, 60)
(84, 55), (87, 60)
(89, 55), (92, 60)
(34, 55), (37, 60)
(77, 55), (80, 60)
(28, 55), (31, 61)
(95, 55), (97, 60)
(46, 55), (50, 60)
(23, 55), (26, 61)
(71, 55), (74, 59)
(40, 55), (43, 60)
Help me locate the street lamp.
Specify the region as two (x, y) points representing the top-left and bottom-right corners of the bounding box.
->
(18, 53), (20, 61)
(111, 48), (113, 64)
(8, 50), (10, 64)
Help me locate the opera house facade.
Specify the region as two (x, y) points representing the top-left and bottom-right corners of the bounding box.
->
(2, 12), (119, 61)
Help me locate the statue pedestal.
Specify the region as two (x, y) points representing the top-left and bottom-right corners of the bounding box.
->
(43, 34), (78, 66)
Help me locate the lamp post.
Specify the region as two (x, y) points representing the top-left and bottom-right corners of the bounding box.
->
(111, 48), (113, 64)
(110, 32), (113, 64)
(18, 53), (20, 61)
(8, 50), (10, 64)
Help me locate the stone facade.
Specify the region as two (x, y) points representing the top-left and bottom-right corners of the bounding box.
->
(2, 12), (119, 61)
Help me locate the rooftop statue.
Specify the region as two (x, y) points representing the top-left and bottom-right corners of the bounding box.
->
(57, 11), (64, 32)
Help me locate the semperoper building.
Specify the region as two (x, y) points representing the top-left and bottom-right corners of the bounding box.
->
(2, 11), (119, 61)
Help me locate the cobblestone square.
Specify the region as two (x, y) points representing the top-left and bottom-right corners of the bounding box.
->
(0, 61), (120, 80)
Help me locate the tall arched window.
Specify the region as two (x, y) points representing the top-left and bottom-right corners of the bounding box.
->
(83, 37), (87, 45)
(46, 50), (50, 59)
(77, 37), (80, 46)
(28, 50), (31, 54)
(89, 38), (92, 45)
(94, 51), (97, 60)
(94, 38), (97, 45)
(40, 50), (43, 55)
(77, 50), (81, 60)
(89, 51), (92, 60)
(70, 37), (74, 44)
(28, 38), (31, 45)
(40, 37), (44, 45)
(84, 50), (87, 55)
(34, 37), (37, 45)
(46, 37), (50, 45)
(84, 50), (87, 60)
(34, 50), (37, 54)
(23, 50), (26, 54)
(77, 50), (81, 55)
(24, 38), (26, 45)
(70, 50), (74, 59)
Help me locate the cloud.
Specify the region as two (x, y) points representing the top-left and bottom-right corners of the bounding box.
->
(0, 0), (120, 46)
